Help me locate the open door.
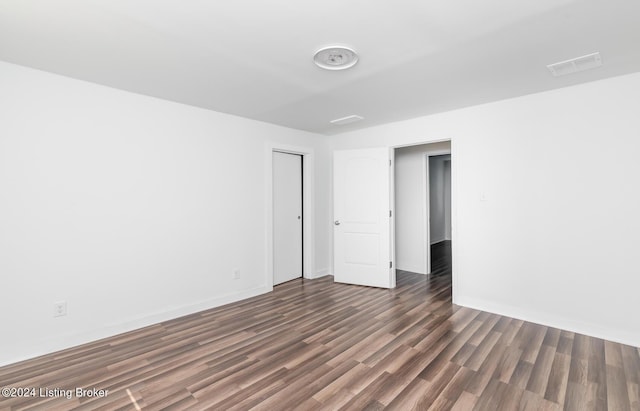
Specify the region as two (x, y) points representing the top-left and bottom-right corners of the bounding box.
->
(333, 148), (394, 288)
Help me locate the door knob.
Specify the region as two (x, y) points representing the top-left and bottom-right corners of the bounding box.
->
(297, 216), (301, 220)
(334, 220), (340, 225)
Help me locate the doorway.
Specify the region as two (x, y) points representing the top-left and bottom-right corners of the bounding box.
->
(272, 151), (302, 285)
(330, 140), (453, 290)
(393, 141), (451, 276)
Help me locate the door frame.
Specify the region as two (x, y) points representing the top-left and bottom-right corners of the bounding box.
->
(265, 142), (315, 288)
(423, 150), (452, 274)
(390, 138), (456, 301)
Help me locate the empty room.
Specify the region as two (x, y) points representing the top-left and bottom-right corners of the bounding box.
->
(1, 1), (640, 410)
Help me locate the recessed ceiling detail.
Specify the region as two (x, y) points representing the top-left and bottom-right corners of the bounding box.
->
(313, 46), (359, 70)
(547, 52), (603, 77)
(330, 115), (364, 125)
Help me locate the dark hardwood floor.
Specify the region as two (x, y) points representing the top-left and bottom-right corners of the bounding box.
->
(1, 241), (639, 410)
(429, 241), (452, 278)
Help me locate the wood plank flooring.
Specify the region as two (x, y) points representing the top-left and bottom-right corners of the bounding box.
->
(1, 241), (639, 410)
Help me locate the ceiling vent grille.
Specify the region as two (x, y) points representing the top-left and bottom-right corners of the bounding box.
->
(330, 115), (364, 125)
(547, 52), (602, 77)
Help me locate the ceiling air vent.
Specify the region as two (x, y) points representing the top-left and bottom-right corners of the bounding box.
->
(547, 52), (602, 77)
(330, 115), (364, 125)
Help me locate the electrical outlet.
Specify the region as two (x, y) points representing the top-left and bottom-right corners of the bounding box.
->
(233, 269), (240, 280)
(53, 301), (67, 317)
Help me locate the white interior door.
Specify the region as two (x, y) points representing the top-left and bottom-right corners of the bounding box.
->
(273, 151), (302, 285)
(333, 148), (394, 288)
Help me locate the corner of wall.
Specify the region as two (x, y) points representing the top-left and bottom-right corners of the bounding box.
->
(455, 296), (640, 349)
(309, 268), (331, 279)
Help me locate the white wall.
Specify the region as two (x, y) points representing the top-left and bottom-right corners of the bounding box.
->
(0, 61), (331, 366)
(444, 159), (452, 240)
(429, 154), (451, 244)
(329, 72), (640, 348)
(394, 143), (450, 274)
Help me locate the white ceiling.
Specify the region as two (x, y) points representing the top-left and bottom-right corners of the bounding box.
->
(1, 0), (639, 135)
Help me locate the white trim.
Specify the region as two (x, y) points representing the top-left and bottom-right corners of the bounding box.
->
(423, 155), (430, 274)
(450, 139), (459, 305)
(0, 285), (271, 368)
(391, 139), (453, 281)
(389, 148), (396, 288)
(265, 142), (315, 286)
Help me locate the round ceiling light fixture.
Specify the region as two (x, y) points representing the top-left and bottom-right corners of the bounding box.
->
(313, 46), (359, 70)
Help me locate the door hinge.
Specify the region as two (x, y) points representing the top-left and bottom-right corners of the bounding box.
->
(390, 261), (393, 268)
(389, 159), (392, 166)
(389, 210), (392, 217)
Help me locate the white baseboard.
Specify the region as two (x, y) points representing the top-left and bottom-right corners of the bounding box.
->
(0, 285), (272, 368)
(456, 296), (640, 349)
